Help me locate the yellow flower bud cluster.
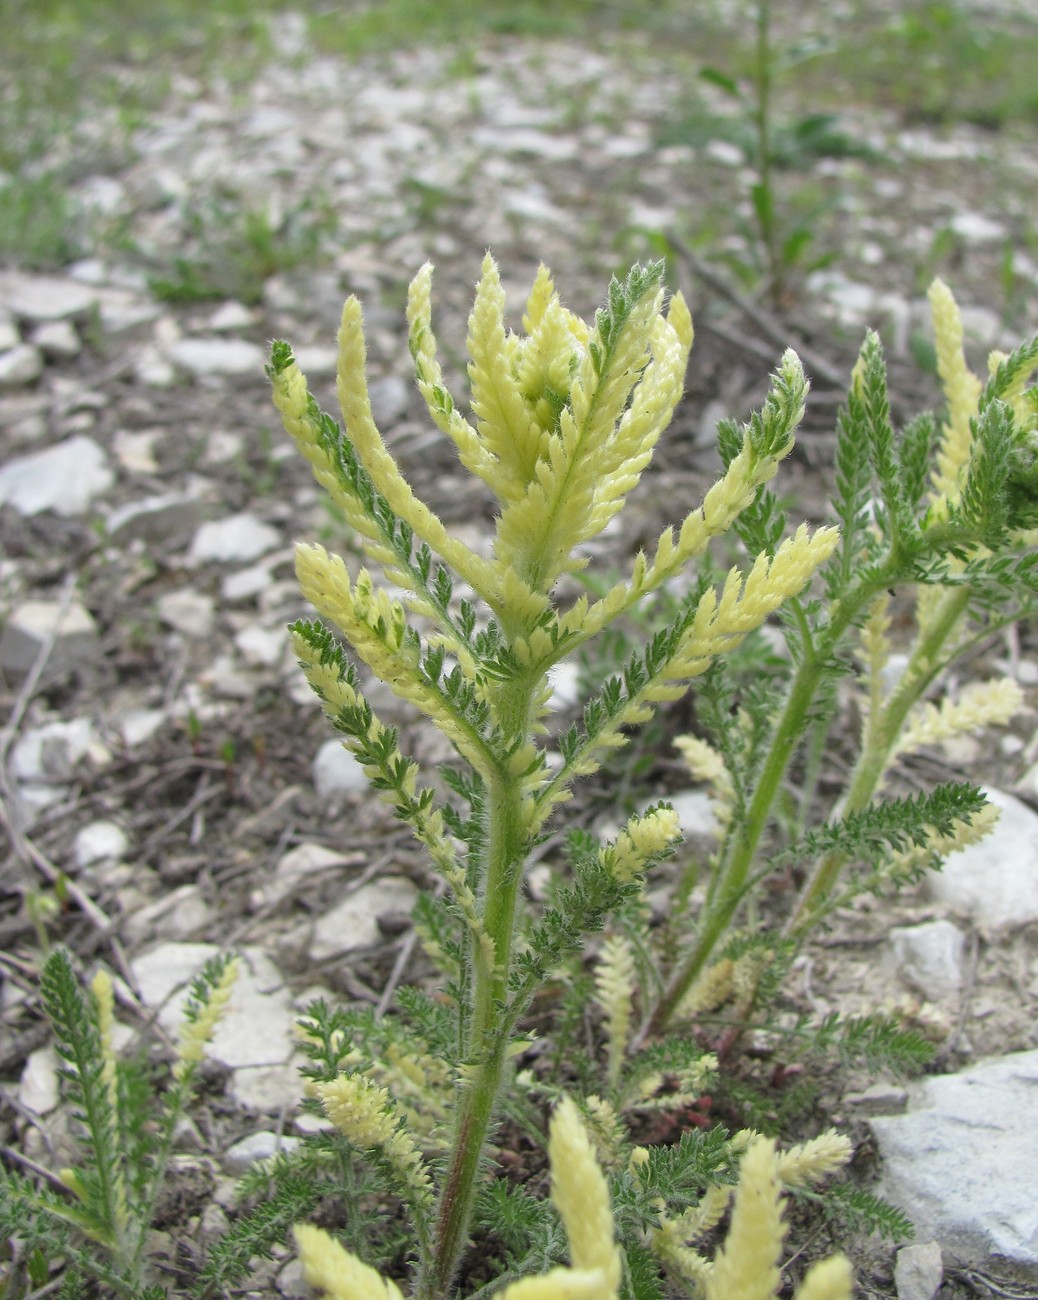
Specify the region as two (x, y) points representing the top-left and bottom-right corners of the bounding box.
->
(674, 734), (734, 835)
(294, 1224), (405, 1300)
(600, 805), (682, 884)
(174, 956), (239, 1082)
(895, 677), (1024, 758)
(315, 1073), (433, 1207)
(649, 1134), (852, 1300)
(884, 799), (1001, 884)
(594, 936), (636, 1090)
(928, 278), (983, 510)
(294, 1096), (621, 1300)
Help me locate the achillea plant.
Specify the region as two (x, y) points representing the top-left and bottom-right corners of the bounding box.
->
(264, 254), (850, 1297)
(0, 948), (237, 1298)
(639, 278), (1038, 1041)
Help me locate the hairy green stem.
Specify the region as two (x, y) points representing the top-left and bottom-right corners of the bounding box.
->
(788, 583), (972, 935)
(421, 732), (528, 1296)
(644, 558), (899, 1039)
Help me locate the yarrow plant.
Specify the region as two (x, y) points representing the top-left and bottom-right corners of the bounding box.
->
(260, 253), (880, 1298)
(0, 949), (238, 1297)
(7, 254), (1037, 1299)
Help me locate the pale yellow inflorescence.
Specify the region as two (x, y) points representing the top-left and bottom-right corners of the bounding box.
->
(547, 1096), (622, 1297)
(706, 1137), (785, 1300)
(928, 278), (982, 509)
(774, 1130), (853, 1190)
(895, 678), (1025, 758)
(884, 800), (1001, 882)
(674, 734), (735, 834)
(315, 1073), (433, 1206)
(88, 968), (131, 1238)
(600, 805), (682, 884)
(293, 1095), (621, 1300)
(594, 936), (637, 1090)
(294, 1224), (406, 1300)
(174, 956), (239, 1082)
(90, 969), (118, 1113)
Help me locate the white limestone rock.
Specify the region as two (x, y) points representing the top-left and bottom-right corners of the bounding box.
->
(0, 344), (44, 386)
(157, 588), (215, 638)
(106, 492), (204, 544)
(665, 789), (721, 839)
(870, 1050), (1038, 1266)
(19, 1045), (60, 1116)
(0, 312), (19, 352)
(124, 884), (212, 945)
(0, 598), (99, 677)
(188, 513), (281, 563)
(74, 819), (130, 869)
(0, 271), (99, 323)
(11, 718), (103, 783)
(888, 920), (966, 1000)
(313, 739), (367, 799)
(132, 945), (298, 1105)
(168, 336), (265, 382)
(207, 300), (254, 331)
(0, 435), (113, 515)
(949, 212), (1006, 245)
(223, 1131), (300, 1175)
(547, 661), (581, 710)
(895, 1242), (943, 1300)
(235, 624), (286, 667)
(927, 788), (1038, 931)
(118, 707), (166, 747)
(32, 320), (81, 360)
(368, 374), (409, 427)
(309, 877), (419, 960)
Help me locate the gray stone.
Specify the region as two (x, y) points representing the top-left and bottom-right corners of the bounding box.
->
(895, 1241), (943, 1300)
(294, 345), (338, 378)
(118, 707), (166, 747)
(870, 1050), (1038, 1266)
(19, 1045), (60, 1116)
(235, 624), (286, 667)
(843, 1081), (909, 1112)
(276, 1256), (310, 1299)
(106, 492), (204, 544)
(949, 212), (1006, 245)
(223, 1131), (301, 1175)
(0, 344), (44, 386)
(221, 561), (274, 602)
(188, 513), (281, 563)
(124, 884), (212, 945)
(132, 944), (298, 1085)
(31, 320), (81, 360)
(168, 336), (265, 381)
(313, 739), (368, 799)
(666, 789), (721, 838)
(0, 599), (99, 676)
(266, 842), (360, 905)
(10, 718), (106, 782)
(0, 313), (19, 352)
(74, 819), (130, 869)
(157, 589), (215, 638)
(0, 271), (99, 323)
(207, 300), (254, 331)
(309, 877), (419, 959)
(0, 435), (113, 515)
(927, 788), (1038, 931)
(888, 920), (966, 999)
(112, 429), (160, 474)
(547, 661), (581, 710)
(368, 374), (409, 427)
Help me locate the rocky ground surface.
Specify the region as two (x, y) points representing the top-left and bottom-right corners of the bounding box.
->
(2, 16), (1038, 1299)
